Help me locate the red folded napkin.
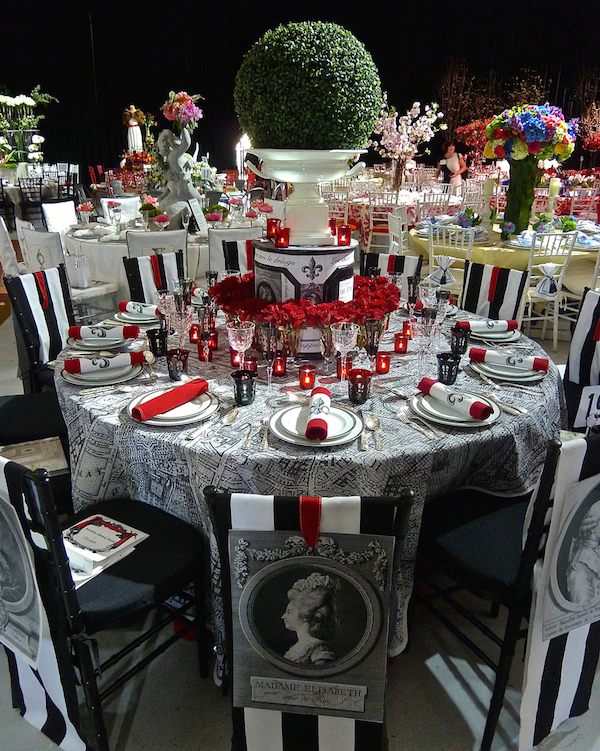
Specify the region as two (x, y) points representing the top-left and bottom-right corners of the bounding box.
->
(131, 379), (209, 422)
(118, 301), (159, 317)
(455, 319), (518, 333)
(418, 377), (493, 421)
(68, 325), (140, 340)
(64, 351), (145, 374)
(469, 347), (549, 373)
(305, 386), (331, 441)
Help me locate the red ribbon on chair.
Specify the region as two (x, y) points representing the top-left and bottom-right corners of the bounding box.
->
(34, 271), (49, 309)
(488, 266), (500, 302)
(245, 240), (254, 272)
(593, 318), (600, 342)
(387, 256), (396, 275)
(299, 496), (322, 548)
(150, 255), (162, 288)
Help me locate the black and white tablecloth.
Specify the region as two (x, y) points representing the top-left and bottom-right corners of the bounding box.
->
(55, 312), (564, 670)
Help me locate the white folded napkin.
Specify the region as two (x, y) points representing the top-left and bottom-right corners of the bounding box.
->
(468, 347), (549, 373)
(64, 351), (145, 374)
(455, 320), (518, 334)
(305, 386), (331, 441)
(68, 325), (139, 341)
(417, 378), (493, 420)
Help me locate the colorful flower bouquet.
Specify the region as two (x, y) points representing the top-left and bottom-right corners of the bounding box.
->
(161, 91), (203, 134)
(483, 104), (579, 236)
(455, 118), (493, 158)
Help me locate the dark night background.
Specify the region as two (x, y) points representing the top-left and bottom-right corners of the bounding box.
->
(2, 0), (600, 176)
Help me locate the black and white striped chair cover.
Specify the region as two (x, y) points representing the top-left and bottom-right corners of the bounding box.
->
(520, 434), (600, 749)
(221, 239), (255, 274)
(460, 260), (530, 320)
(360, 250), (423, 279)
(4, 266), (75, 393)
(0, 457), (90, 750)
(122, 250), (184, 303)
(205, 488), (414, 751)
(208, 227), (264, 272)
(564, 288), (600, 428)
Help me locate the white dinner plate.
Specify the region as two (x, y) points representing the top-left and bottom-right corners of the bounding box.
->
(114, 311), (160, 325)
(470, 361), (546, 383)
(61, 363), (143, 386)
(127, 388), (218, 426)
(67, 336), (126, 351)
(410, 392), (500, 428)
(269, 405), (363, 447)
(469, 329), (522, 343)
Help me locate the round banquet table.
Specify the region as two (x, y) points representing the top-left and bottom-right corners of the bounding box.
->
(64, 230), (210, 301)
(54, 310), (564, 673)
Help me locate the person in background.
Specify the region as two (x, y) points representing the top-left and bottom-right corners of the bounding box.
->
(436, 140), (467, 195)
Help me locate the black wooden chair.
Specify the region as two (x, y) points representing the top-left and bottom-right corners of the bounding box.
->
(460, 260), (530, 320)
(18, 177), (44, 226)
(0, 179), (15, 230)
(414, 438), (561, 751)
(4, 265), (75, 393)
(122, 249), (185, 303)
(2, 457), (207, 751)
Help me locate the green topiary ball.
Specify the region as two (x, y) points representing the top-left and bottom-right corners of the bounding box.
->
(234, 21), (382, 150)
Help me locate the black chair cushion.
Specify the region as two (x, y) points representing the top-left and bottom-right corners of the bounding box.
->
(0, 392), (67, 445)
(430, 502), (528, 596)
(65, 498), (203, 633)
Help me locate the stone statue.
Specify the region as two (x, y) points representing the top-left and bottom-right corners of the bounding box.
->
(156, 127), (202, 219)
(122, 105), (144, 153)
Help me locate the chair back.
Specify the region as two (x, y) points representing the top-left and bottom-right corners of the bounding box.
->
(20, 228), (65, 271)
(15, 217), (35, 262)
(564, 288), (600, 427)
(4, 265), (74, 372)
(126, 228), (188, 259)
(324, 189), (350, 225)
(18, 177), (43, 204)
(360, 251), (423, 296)
(417, 191), (451, 220)
(41, 200), (77, 241)
(526, 231), (577, 297)
(205, 487), (414, 750)
(461, 261), (530, 319)
(99, 195), (140, 222)
(0, 459), (89, 748)
(427, 224), (474, 289)
(208, 226), (264, 272)
(0, 216), (21, 276)
(122, 250), (185, 302)
(387, 207), (410, 254)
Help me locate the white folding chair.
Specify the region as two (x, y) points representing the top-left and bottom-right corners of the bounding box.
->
(99, 195), (141, 222)
(323, 189), (350, 227)
(0, 216), (27, 276)
(519, 231), (578, 351)
(126, 229), (188, 260)
(387, 205), (410, 254)
(41, 200), (77, 247)
(416, 191), (451, 221)
(20, 228), (64, 271)
(366, 191), (398, 252)
(427, 225), (475, 295)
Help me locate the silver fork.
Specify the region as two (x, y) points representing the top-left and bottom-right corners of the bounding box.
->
(259, 415), (270, 451)
(396, 402), (439, 439)
(242, 418), (262, 450)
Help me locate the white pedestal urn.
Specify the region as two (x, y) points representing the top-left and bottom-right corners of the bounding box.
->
(245, 149), (365, 246)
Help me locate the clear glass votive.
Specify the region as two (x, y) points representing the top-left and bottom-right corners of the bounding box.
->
(348, 368), (372, 404)
(232, 370), (257, 406)
(437, 352), (461, 385)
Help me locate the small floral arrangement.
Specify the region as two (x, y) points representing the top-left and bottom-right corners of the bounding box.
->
(140, 194), (159, 207)
(557, 215), (578, 232)
(245, 210), (258, 219)
(456, 207), (481, 227)
(455, 118), (493, 156)
(205, 212), (222, 222)
(77, 202), (94, 213)
(483, 105), (578, 162)
(153, 214), (170, 224)
(209, 273), (400, 327)
(228, 197), (243, 206)
(107, 200), (119, 208)
(252, 200), (273, 214)
(203, 204), (229, 221)
(161, 91), (203, 133)
(121, 150), (154, 170)
(502, 221), (516, 236)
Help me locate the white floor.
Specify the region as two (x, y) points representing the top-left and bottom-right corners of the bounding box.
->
(0, 314), (598, 751)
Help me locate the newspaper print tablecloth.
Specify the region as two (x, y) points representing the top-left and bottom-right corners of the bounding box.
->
(55, 311), (564, 673)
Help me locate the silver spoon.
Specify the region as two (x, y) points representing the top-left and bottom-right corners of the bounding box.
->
(143, 351), (157, 382)
(365, 413), (384, 451)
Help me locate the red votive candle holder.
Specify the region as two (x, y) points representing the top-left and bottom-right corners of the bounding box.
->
(197, 341), (213, 362)
(336, 355), (353, 380)
(337, 224), (352, 246)
(394, 334), (409, 353)
(189, 323), (200, 343)
(273, 351), (287, 376)
(267, 217), (281, 239)
(299, 364), (317, 389)
(402, 320), (413, 339)
(244, 355), (258, 373)
(328, 218), (337, 235)
(375, 351), (391, 374)
(274, 227), (290, 248)
(208, 329), (219, 350)
(230, 347), (242, 367)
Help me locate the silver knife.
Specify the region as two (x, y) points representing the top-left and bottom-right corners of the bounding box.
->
(357, 409), (368, 451)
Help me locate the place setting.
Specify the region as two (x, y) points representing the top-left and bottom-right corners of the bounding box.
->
(60, 351), (146, 387)
(66, 323), (141, 352)
(126, 378), (220, 427)
(114, 300), (161, 326)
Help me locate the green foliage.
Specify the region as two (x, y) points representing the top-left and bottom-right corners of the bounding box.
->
(234, 21), (382, 149)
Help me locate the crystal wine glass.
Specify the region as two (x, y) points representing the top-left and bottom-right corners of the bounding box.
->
(406, 275), (419, 323)
(198, 304), (216, 364)
(363, 318), (386, 364)
(260, 322), (279, 392)
(331, 321), (360, 397)
(172, 305), (194, 350)
(227, 320), (255, 370)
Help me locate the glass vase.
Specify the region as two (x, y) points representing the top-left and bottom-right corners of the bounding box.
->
(503, 157), (540, 237)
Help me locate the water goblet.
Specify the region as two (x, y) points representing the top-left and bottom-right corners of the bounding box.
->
(198, 304), (216, 364)
(406, 276), (419, 322)
(331, 321), (360, 397)
(172, 305), (194, 350)
(227, 320), (255, 370)
(363, 318), (386, 363)
(260, 322), (279, 392)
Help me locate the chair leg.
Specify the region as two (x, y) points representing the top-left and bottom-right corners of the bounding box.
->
(73, 639), (111, 751)
(553, 301), (559, 352)
(479, 607), (523, 751)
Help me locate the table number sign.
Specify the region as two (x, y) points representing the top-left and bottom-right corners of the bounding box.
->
(188, 198), (208, 234)
(573, 385), (600, 429)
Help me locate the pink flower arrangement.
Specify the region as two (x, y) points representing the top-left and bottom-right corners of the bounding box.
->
(205, 212), (222, 222)
(107, 200), (119, 208)
(141, 194), (158, 206)
(257, 202), (273, 214)
(228, 197), (243, 206)
(154, 214), (170, 224)
(161, 91), (203, 133)
(245, 210), (258, 219)
(77, 202), (94, 213)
